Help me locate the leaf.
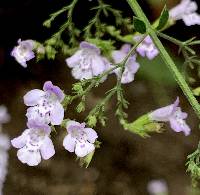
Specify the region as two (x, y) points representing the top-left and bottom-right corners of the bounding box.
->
(133, 17), (146, 34)
(157, 5), (169, 30)
(193, 87), (200, 96)
(188, 40), (200, 46)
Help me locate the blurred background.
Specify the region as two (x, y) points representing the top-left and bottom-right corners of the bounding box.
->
(0, 0), (200, 194)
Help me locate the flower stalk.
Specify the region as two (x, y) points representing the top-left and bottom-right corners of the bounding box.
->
(127, 0), (200, 119)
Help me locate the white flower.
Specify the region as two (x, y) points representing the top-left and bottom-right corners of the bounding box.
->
(0, 133), (10, 195)
(112, 44), (140, 84)
(169, 0), (200, 26)
(0, 105), (10, 126)
(11, 39), (35, 67)
(24, 81), (64, 126)
(11, 121), (55, 166)
(66, 41), (111, 81)
(133, 36), (159, 60)
(147, 179), (168, 195)
(63, 120), (98, 157)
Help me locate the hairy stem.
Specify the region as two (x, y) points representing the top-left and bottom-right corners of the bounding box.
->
(127, 0), (200, 119)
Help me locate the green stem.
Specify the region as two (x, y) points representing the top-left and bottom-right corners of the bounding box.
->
(157, 32), (182, 46)
(158, 32), (195, 55)
(127, 0), (200, 119)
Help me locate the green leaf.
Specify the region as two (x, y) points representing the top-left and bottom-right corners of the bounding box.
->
(193, 87), (200, 96)
(157, 5), (169, 30)
(79, 151), (95, 168)
(133, 17), (146, 34)
(76, 101), (85, 113)
(188, 40), (200, 46)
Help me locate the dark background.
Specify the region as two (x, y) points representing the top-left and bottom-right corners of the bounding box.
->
(0, 0), (200, 194)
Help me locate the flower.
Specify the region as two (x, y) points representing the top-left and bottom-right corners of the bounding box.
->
(63, 120), (98, 157)
(182, 12), (200, 26)
(0, 105), (10, 125)
(149, 97), (191, 136)
(0, 133), (10, 151)
(169, 0), (200, 26)
(0, 133), (10, 194)
(11, 120), (55, 166)
(147, 179), (168, 195)
(112, 44), (140, 84)
(24, 81), (64, 125)
(11, 39), (36, 67)
(133, 35), (159, 60)
(65, 41), (111, 80)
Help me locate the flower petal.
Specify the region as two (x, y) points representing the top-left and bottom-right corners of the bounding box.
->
(84, 128), (98, 143)
(27, 120), (51, 134)
(169, 118), (191, 136)
(0, 105), (10, 124)
(80, 41), (100, 54)
(112, 50), (126, 64)
(50, 102), (64, 125)
(182, 13), (200, 26)
(66, 120), (85, 133)
(63, 134), (76, 152)
(91, 56), (106, 76)
(146, 48), (159, 60)
(23, 89), (45, 106)
(43, 81), (64, 102)
(17, 148), (41, 166)
(71, 66), (93, 80)
(121, 44), (131, 53)
(40, 137), (55, 160)
(11, 129), (29, 149)
(0, 133), (10, 150)
(65, 50), (82, 68)
(75, 141), (95, 157)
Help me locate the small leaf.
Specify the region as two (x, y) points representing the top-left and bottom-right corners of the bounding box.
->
(79, 151), (95, 168)
(76, 101), (85, 113)
(157, 5), (169, 30)
(133, 17), (146, 34)
(193, 87), (200, 96)
(188, 40), (200, 46)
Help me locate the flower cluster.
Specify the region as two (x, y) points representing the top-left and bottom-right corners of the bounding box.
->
(66, 41), (142, 84)
(11, 81), (98, 166)
(0, 105), (10, 195)
(149, 97), (191, 136)
(169, 0), (200, 26)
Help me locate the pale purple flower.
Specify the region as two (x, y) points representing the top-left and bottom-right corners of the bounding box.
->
(133, 36), (159, 60)
(11, 39), (35, 67)
(66, 41), (111, 81)
(112, 44), (140, 84)
(182, 13), (200, 25)
(0, 133), (10, 194)
(169, 0), (200, 26)
(24, 81), (64, 125)
(0, 134), (10, 151)
(147, 180), (168, 195)
(0, 105), (10, 125)
(11, 120), (55, 166)
(63, 120), (98, 157)
(149, 97), (191, 136)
